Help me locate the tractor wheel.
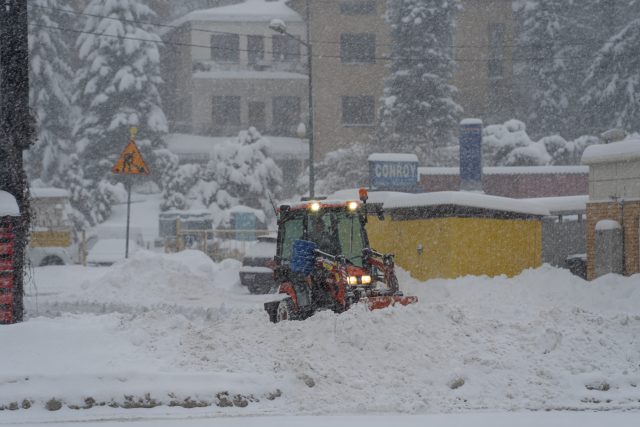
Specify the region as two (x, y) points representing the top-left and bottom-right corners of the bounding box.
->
(276, 297), (297, 322)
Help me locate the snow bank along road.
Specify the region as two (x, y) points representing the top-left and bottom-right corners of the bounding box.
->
(2, 250), (640, 420)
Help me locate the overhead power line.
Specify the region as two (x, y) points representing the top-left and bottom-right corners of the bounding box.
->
(27, 1), (613, 51)
(29, 22), (600, 66)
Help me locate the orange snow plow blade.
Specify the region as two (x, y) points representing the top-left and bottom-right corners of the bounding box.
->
(365, 295), (418, 311)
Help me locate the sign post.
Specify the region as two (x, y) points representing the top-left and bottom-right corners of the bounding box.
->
(459, 119), (483, 192)
(112, 128), (150, 258)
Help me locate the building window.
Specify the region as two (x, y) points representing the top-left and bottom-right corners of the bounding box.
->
(248, 101), (266, 130)
(212, 96), (241, 126)
(339, 0), (376, 15)
(272, 35), (301, 62)
(342, 96), (374, 126)
(248, 35), (265, 66)
(211, 34), (239, 63)
(488, 23), (505, 79)
(340, 33), (376, 63)
(272, 96), (301, 135)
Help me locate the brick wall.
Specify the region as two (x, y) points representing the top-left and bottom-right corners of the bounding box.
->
(420, 171), (588, 198)
(586, 200), (640, 280)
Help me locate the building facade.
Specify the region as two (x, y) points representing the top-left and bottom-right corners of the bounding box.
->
(288, 0), (514, 159)
(162, 2), (309, 138)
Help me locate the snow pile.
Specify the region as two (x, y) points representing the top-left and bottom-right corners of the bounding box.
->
(11, 254), (640, 416)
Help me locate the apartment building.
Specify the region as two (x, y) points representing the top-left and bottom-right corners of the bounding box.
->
(288, 0), (514, 159)
(161, 1), (309, 138)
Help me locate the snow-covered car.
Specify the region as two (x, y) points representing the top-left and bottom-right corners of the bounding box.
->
(239, 234), (277, 294)
(86, 238), (140, 266)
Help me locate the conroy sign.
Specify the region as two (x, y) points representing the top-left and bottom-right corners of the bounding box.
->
(368, 153), (419, 191)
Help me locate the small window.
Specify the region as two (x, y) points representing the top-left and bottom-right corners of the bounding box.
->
(248, 35), (265, 66)
(211, 34), (239, 63)
(340, 33), (376, 63)
(248, 101), (266, 130)
(342, 96), (375, 126)
(212, 96), (241, 126)
(272, 35), (301, 62)
(272, 96), (301, 134)
(339, 0), (376, 15)
(488, 23), (505, 79)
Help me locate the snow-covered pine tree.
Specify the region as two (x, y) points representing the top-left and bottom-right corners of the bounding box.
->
(581, 17), (640, 133)
(72, 0), (168, 224)
(514, 0), (595, 139)
(26, 0), (75, 185)
(377, 0), (462, 164)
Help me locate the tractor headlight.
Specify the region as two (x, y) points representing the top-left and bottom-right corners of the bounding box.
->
(347, 275), (372, 286)
(347, 201), (358, 211)
(310, 202), (321, 212)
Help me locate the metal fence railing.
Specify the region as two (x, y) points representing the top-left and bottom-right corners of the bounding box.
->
(165, 227), (275, 261)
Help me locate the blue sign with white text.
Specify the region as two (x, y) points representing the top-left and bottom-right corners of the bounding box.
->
(369, 160), (419, 191)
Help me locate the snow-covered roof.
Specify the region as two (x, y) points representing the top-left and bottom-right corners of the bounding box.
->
(419, 166), (589, 176)
(170, 0), (302, 28)
(327, 189), (549, 217)
(581, 137), (640, 164)
(166, 133), (308, 161)
(522, 195), (588, 214)
(0, 190), (20, 217)
(368, 153), (419, 163)
(193, 71), (308, 80)
(30, 188), (70, 199)
(460, 118), (483, 126)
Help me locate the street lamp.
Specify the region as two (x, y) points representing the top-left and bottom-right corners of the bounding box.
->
(269, 3), (315, 198)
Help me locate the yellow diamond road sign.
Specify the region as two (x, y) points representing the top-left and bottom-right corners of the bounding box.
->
(112, 139), (150, 175)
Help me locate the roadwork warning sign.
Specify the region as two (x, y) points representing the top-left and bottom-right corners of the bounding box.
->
(112, 130), (149, 175)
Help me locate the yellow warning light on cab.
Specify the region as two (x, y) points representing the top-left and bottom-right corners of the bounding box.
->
(310, 202), (321, 212)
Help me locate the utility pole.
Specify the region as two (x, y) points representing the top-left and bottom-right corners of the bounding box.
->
(0, 0), (34, 323)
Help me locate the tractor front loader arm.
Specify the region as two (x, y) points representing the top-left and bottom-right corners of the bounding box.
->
(362, 248), (399, 293)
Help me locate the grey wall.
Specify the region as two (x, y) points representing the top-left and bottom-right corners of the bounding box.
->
(542, 217), (586, 267)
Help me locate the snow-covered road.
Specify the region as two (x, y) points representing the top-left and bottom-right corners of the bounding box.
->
(2, 250), (639, 424)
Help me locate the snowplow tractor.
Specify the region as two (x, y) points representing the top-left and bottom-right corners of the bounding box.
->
(264, 193), (417, 323)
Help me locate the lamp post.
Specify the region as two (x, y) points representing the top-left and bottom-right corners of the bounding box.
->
(269, 2), (315, 198)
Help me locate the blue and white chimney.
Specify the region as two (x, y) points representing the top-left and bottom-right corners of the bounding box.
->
(459, 119), (483, 192)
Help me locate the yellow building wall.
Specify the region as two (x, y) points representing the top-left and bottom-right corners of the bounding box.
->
(366, 216), (541, 281)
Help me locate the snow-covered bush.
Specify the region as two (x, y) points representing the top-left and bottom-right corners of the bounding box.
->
(297, 142), (369, 196)
(483, 120), (598, 167)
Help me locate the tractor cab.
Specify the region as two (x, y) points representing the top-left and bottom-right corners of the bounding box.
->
(265, 190), (417, 323)
(276, 199), (367, 269)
